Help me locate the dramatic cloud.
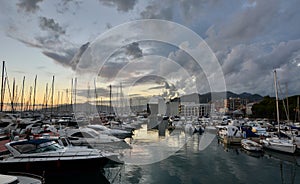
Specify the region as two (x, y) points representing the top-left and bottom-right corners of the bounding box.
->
(55, 0), (82, 14)
(16, 0), (43, 13)
(125, 42), (143, 59)
(2, 0), (300, 97)
(98, 0), (138, 12)
(39, 17), (66, 35)
(70, 42), (90, 70)
(140, 3), (173, 20)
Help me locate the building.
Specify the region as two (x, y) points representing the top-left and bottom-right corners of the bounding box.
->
(166, 101), (180, 116)
(180, 102), (211, 117)
(224, 97), (248, 112)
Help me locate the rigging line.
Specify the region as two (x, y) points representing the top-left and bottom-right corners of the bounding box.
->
(277, 79), (289, 121)
(4, 65), (14, 111)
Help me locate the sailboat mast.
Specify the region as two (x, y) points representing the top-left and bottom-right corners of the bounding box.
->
(94, 79), (98, 112)
(74, 78), (77, 113)
(45, 83), (48, 113)
(285, 83), (290, 122)
(1, 61), (5, 111)
(11, 78), (15, 112)
(274, 70), (280, 136)
(21, 76), (25, 112)
(33, 75), (37, 113)
(51, 76), (55, 118)
(109, 84), (112, 114)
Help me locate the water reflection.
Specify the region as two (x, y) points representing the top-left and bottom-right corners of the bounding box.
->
(45, 123), (300, 183)
(122, 121), (193, 165)
(104, 130), (300, 184)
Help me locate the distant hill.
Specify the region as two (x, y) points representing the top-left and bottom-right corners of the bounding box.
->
(180, 91), (263, 103)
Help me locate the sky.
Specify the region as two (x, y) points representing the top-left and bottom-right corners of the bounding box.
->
(0, 0), (300, 107)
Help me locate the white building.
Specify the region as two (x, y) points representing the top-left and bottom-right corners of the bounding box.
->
(180, 102), (211, 117)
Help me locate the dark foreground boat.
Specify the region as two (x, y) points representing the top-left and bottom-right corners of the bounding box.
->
(0, 138), (112, 177)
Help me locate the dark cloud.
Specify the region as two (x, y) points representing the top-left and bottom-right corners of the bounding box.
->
(220, 40), (300, 96)
(39, 17), (66, 35)
(98, 0), (138, 12)
(16, 0), (43, 13)
(70, 42), (90, 70)
(125, 42), (143, 59)
(140, 4), (173, 20)
(42, 49), (76, 68)
(55, 0), (82, 14)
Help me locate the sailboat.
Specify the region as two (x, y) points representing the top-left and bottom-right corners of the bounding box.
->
(261, 70), (296, 154)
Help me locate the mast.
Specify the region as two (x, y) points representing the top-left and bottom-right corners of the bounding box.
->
(109, 84), (112, 114)
(274, 70), (280, 137)
(11, 78), (15, 112)
(33, 75), (37, 113)
(1, 61), (5, 111)
(285, 83), (290, 122)
(57, 91), (60, 113)
(28, 86), (32, 111)
(71, 79), (73, 107)
(74, 78), (77, 113)
(94, 79), (98, 113)
(65, 89), (69, 112)
(21, 76), (25, 112)
(45, 83), (48, 113)
(51, 76), (55, 118)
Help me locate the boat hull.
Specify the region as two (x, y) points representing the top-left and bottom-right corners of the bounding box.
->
(241, 139), (263, 152)
(0, 156), (109, 177)
(262, 139), (296, 154)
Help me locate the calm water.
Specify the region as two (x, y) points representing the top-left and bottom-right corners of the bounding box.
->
(46, 123), (300, 184)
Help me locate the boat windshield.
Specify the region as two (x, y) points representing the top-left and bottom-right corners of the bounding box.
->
(13, 141), (63, 154)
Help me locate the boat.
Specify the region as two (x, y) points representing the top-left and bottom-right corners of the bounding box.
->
(0, 138), (111, 176)
(59, 127), (131, 150)
(217, 125), (243, 145)
(87, 124), (133, 139)
(241, 139), (263, 152)
(261, 70), (297, 154)
(280, 129), (300, 149)
(261, 137), (296, 154)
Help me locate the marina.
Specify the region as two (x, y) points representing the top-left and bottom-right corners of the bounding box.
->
(1, 1), (300, 183)
(1, 113), (300, 183)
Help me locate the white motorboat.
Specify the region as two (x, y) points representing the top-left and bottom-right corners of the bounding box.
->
(0, 138), (111, 176)
(59, 127), (131, 150)
(87, 124), (133, 139)
(241, 139), (263, 152)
